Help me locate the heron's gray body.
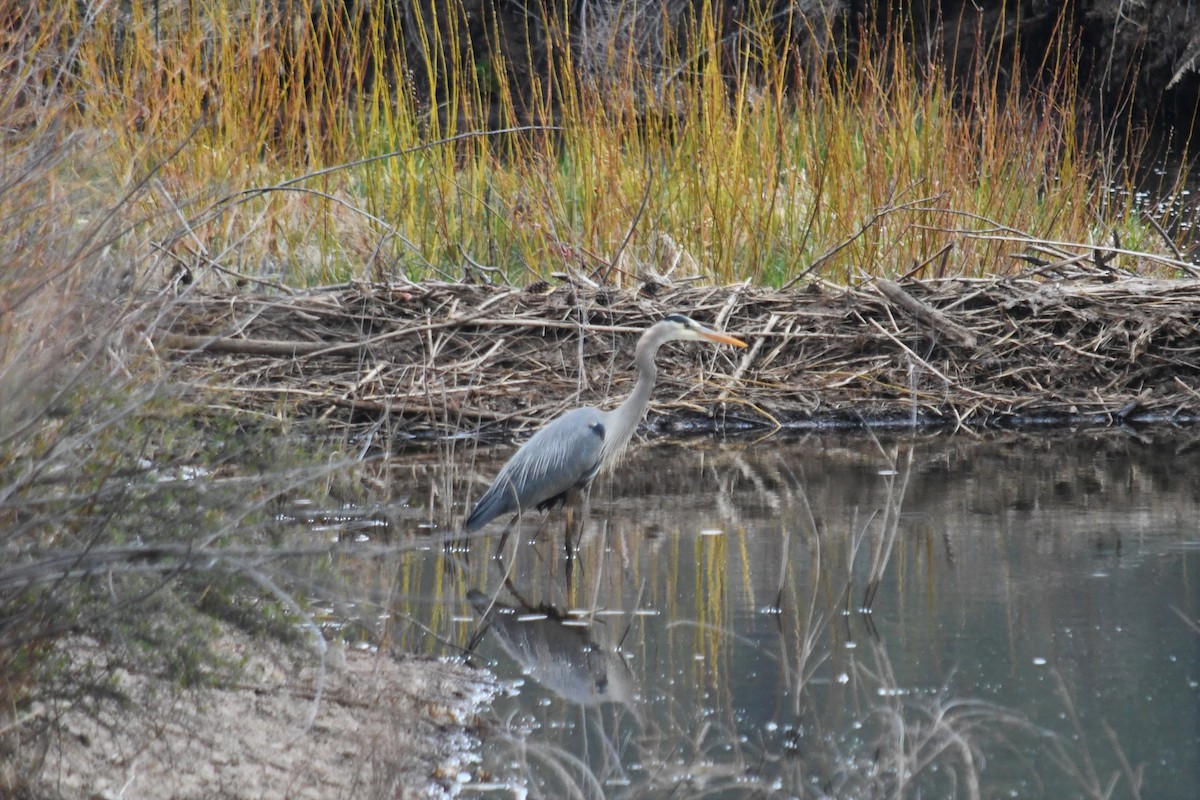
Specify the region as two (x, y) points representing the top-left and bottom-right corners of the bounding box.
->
(462, 315), (744, 533)
(464, 407), (608, 532)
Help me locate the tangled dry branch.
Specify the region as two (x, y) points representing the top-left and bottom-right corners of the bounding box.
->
(153, 273), (1200, 440)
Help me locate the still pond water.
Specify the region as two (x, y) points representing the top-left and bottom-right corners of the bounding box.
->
(308, 429), (1199, 799)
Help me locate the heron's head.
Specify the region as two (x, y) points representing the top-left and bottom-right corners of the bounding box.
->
(659, 314), (747, 348)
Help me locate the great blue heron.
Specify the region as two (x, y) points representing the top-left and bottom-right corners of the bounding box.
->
(464, 314), (746, 532)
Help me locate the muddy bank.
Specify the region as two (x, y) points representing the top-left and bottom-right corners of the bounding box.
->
(155, 273), (1200, 439)
(21, 629), (498, 800)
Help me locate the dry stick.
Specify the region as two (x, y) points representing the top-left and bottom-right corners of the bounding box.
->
(599, 155), (655, 285)
(968, 231), (1198, 273)
(1145, 214), (1185, 261)
(0, 706), (43, 737)
(756, 316), (796, 371)
(898, 242), (954, 280)
(715, 396), (783, 430)
(571, 294), (592, 400)
(458, 244), (511, 284)
(157, 305), (557, 358)
(1173, 376), (1200, 405)
(864, 317), (993, 400)
(329, 396), (545, 427)
(432, 316), (643, 335)
(191, 381), (545, 425)
(780, 194), (944, 290)
(912, 207), (1073, 251)
(158, 333), (352, 357)
(154, 239), (296, 294)
(455, 337), (509, 372)
(319, 361), (386, 421)
(717, 314), (778, 403)
(1144, 214), (1200, 277)
(1013, 250), (1092, 278)
(938, 284), (993, 313)
(1171, 604), (1200, 634)
(477, 288), (525, 311)
(876, 279), (979, 349)
(713, 283), (746, 332)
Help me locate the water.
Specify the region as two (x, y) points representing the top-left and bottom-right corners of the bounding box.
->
(303, 429), (1200, 798)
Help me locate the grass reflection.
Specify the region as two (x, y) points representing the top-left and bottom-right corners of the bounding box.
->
(299, 429), (1198, 798)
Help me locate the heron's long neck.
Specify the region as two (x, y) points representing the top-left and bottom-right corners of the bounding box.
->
(603, 336), (660, 462)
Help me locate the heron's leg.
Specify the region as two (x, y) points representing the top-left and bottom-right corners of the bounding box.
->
(492, 522), (524, 594)
(534, 509), (553, 539)
(564, 489), (591, 586)
(563, 500), (577, 585)
(563, 488), (586, 554)
(493, 528), (509, 561)
(493, 514), (519, 563)
(576, 484), (593, 546)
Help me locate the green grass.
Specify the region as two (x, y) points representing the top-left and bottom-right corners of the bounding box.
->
(4, 1), (1191, 292)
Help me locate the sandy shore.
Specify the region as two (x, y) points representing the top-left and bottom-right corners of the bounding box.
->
(24, 631), (498, 799)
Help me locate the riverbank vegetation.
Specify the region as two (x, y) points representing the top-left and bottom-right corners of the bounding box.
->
(5, 1), (1196, 293)
(2, 1), (1198, 795)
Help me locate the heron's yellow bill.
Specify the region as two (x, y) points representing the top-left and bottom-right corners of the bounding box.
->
(701, 330), (747, 348)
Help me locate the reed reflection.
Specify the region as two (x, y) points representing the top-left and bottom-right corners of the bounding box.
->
(451, 431), (1199, 798)
(304, 430), (1199, 797)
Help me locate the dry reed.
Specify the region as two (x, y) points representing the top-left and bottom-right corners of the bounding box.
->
(153, 266), (1200, 440)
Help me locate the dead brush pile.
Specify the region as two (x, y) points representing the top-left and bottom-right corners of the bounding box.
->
(156, 273), (1200, 439)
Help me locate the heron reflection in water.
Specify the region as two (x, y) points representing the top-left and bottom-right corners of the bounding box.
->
(463, 314), (746, 535)
(467, 590), (634, 706)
